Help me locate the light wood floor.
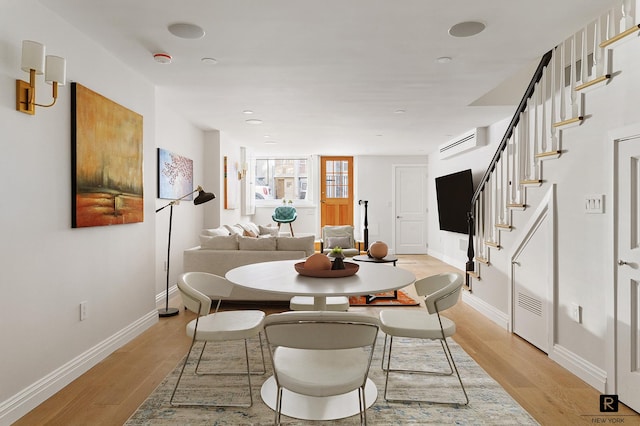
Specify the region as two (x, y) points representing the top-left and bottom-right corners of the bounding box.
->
(14, 255), (639, 425)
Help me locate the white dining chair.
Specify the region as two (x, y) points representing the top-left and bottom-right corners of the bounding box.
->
(263, 311), (379, 425)
(170, 272), (266, 407)
(379, 272), (469, 405)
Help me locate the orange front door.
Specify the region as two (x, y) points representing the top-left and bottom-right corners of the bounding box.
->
(320, 156), (353, 227)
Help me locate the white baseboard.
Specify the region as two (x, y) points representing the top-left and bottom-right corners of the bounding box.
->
(462, 291), (510, 330)
(0, 310), (158, 425)
(428, 248), (608, 392)
(426, 248), (466, 272)
(156, 284), (178, 306)
(550, 344), (607, 392)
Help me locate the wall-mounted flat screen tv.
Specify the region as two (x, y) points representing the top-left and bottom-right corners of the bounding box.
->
(435, 169), (474, 234)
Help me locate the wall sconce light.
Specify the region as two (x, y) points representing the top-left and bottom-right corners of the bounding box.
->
(236, 162), (248, 180)
(16, 40), (67, 115)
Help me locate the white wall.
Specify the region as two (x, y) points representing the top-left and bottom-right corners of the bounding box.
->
(154, 92), (210, 296)
(0, 0), (158, 421)
(427, 120), (507, 271)
(356, 156), (429, 251)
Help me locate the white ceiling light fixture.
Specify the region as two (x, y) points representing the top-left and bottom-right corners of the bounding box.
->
(168, 23), (205, 39)
(436, 56), (452, 63)
(243, 110), (254, 114)
(448, 21), (486, 38)
(153, 52), (172, 64)
(245, 119), (263, 125)
(201, 57), (217, 65)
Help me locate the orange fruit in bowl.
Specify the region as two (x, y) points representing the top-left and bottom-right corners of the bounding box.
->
(304, 253), (332, 270)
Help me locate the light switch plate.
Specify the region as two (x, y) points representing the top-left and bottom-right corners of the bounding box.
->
(585, 194), (604, 214)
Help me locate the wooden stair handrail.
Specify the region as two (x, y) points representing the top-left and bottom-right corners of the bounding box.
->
(466, 50), (553, 288)
(470, 50), (552, 207)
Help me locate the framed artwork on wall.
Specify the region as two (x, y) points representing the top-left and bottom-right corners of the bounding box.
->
(157, 148), (193, 200)
(71, 83), (144, 228)
(224, 156), (237, 209)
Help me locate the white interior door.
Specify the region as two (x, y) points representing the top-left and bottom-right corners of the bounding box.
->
(394, 165), (427, 254)
(616, 135), (640, 412)
(512, 217), (550, 353)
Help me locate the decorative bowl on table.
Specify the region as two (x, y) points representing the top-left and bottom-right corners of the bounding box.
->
(294, 261), (359, 278)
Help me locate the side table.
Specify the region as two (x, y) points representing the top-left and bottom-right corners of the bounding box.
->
(352, 254), (399, 303)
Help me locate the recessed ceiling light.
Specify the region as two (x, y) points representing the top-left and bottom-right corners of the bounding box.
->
(436, 56), (452, 63)
(243, 110), (254, 114)
(245, 119), (263, 125)
(168, 23), (205, 39)
(201, 57), (217, 65)
(395, 109), (406, 114)
(264, 134), (271, 138)
(264, 140), (277, 144)
(448, 21), (486, 38)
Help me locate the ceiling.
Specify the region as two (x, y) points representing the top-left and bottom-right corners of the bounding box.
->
(39, 0), (617, 156)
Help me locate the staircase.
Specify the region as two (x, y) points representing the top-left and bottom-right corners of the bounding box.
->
(465, 0), (640, 290)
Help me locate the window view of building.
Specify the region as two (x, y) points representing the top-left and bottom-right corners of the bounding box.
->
(255, 158), (308, 201)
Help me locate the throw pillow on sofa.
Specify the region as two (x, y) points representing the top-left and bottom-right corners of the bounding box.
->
(224, 224), (244, 236)
(238, 235), (277, 251)
(203, 226), (230, 237)
(235, 222), (261, 236)
(200, 234), (239, 250)
(258, 224), (279, 237)
(326, 236), (352, 249)
(276, 235), (315, 257)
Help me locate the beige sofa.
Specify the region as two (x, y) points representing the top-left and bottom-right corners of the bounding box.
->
(183, 226), (315, 301)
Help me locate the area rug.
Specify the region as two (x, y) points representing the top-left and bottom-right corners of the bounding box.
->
(349, 289), (420, 306)
(126, 335), (538, 425)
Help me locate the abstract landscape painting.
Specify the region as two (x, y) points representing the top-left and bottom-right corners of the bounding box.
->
(71, 83), (144, 228)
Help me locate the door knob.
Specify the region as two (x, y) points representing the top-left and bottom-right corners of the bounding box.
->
(618, 260), (629, 266)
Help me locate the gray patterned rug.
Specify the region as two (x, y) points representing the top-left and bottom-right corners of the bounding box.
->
(126, 335), (538, 425)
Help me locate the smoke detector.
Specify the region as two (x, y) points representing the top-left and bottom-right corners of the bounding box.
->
(153, 53), (172, 64)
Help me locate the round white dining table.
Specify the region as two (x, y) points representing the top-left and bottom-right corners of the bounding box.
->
(225, 258), (416, 310)
(225, 259), (416, 421)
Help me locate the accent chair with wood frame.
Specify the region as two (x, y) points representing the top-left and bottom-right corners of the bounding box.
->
(320, 225), (359, 257)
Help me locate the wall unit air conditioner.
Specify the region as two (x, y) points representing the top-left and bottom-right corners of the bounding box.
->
(439, 127), (486, 159)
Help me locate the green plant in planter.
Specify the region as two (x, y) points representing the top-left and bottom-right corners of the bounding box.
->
(329, 246), (346, 270)
(329, 246), (344, 257)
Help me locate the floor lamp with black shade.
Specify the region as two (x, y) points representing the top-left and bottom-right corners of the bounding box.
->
(156, 185), (215, 317)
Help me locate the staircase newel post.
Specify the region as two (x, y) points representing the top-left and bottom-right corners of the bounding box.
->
(465, 210), (475, 289)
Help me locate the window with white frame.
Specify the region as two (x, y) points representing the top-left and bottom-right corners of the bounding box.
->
(254, 158), (309, 203)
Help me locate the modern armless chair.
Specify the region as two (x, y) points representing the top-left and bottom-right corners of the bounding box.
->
(272, 205), (297, 236)
(171, 272), (266, 407)
(264, 311), (379, 425)
(379, 272), (469, 405)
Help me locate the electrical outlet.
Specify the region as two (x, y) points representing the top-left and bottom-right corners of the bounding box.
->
(80, 301), (88, 321)
(571, 303), (581, 323)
